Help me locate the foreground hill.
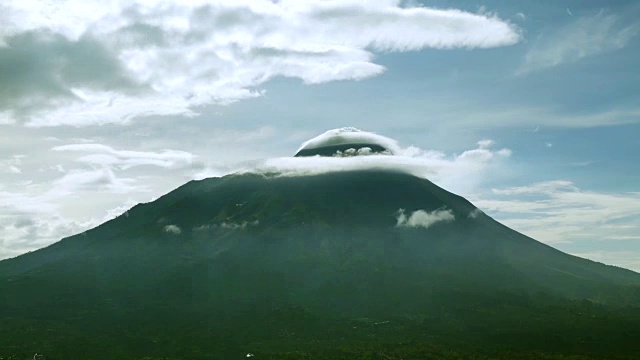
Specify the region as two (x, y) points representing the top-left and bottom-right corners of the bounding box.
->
(1, 170), (639, 359)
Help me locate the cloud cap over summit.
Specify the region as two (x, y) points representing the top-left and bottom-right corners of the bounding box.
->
(294, 127), (399, 157)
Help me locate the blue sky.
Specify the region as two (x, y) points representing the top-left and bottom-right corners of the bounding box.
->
(1, 0), (639, 270)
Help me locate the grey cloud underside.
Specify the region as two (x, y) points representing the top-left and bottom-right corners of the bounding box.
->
(0, 31), (144, 119)
(0, 1), (520, 126)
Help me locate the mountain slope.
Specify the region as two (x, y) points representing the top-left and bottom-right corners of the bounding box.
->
(1, 170), (639, 359)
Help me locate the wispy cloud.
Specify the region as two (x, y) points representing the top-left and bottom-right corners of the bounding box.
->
(0, 213), (97, 259)
(518, 11), (640, 75)
(0, 166), (145, 259)
(0, 0), (520, 126)
(0, 134), (244, 259)
(53, 143), (200, 170)
(0, 167), (141, 215)
(0, 155), (24, 174)
(0, 142), (202, 259)
(430, 103), (640, 128)
(472, 181), (640, 245)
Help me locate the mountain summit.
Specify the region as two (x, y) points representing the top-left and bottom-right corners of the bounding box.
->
(294, 127), (396, 157)
(1, 129), (640, 359)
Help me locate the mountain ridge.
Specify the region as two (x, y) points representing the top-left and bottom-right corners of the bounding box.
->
(1, 169), (640, 359)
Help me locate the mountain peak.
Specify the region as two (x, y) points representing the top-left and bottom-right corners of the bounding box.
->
(2, 163), (640, 359)
(294, 127), (398, 157)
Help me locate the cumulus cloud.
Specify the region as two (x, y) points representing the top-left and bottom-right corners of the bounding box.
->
(335, 147), (381, 157)
(518, 11), (640, 75)
(163, 224), (182, 235)
(395, 208), (455, 229)
(0, 1), (520, 126)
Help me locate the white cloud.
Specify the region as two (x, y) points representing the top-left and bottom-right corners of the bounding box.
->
(218, 129), (512, 196)
(334, 147), (378, 157)
(0, 111), (14, 125)
(472, 181), (640, 245)
(297, 127), (401, 154)
(234, 145), (510, 195)
(1, 129), (511, 259)
(52, 168), (140, 195)
(0, 137), (214, 260)
(101, 200), (136, 221)
(53, 143), (199, 170)
(477, 139), (495, 149)
(468, 208), (483, 219)
(0, 167), (142, 215)
(0, 155), (24, 174)
(163, 224), (182, 235)
(401, 99), (640, 128)
(0, 159), (151, 260)
(0, 213), (97, 259)
(518, 12), (640, 75)
(395, 208), (455, 229)
(0, 0), (520, 126)
(490, 180), (577, 196)
(0, 169), (152, 259)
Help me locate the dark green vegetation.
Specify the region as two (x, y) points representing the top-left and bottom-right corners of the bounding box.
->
(1, 171), (640, 359)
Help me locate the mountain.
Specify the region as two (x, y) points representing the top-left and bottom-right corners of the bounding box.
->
(1, 170), (640, 359)
(294, 143), (390, 157)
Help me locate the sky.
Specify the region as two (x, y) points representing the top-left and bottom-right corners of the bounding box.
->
(1, 0), (639, 271)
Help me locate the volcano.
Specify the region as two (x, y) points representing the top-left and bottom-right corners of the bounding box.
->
(1, 129), (640, 359)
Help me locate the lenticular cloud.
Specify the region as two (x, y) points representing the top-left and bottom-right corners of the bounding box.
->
(220, 128), (512, 196)
(295, 127), (400, 157)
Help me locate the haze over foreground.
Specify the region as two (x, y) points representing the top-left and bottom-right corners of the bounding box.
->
(1, 128), (639, 359)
